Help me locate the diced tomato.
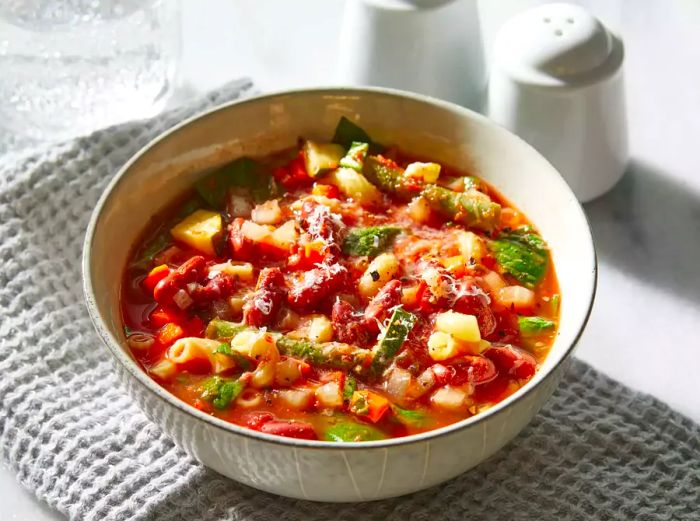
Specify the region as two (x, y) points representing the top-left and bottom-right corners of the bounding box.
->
(150, 307), (178, 328)
(311, 183), (340, 199)
(481, 255), (497, 271)
(178, 357), (212, 375)
(473, 375), (510, 403)
(272, 154), (312, 190)
(143, 264), (170, 292)
(184, 316), (205, 337)
(260, 420), (318, 440)
(350, 390), (390, 423)
(484, 309), (521, 344)
(243, 411), (275, 430)
(156, 322), (184, 346)
(193, 398), (213, 413)
(484, 345), (537, 380)
(287, 242), (326, 271)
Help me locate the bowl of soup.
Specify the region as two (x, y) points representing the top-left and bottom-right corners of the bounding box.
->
(83, 87), (596, 501)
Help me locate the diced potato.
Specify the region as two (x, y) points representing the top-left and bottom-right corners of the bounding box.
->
(457, 231), (486, 263)
(251, 199), (283, 225)
(316, 381), (343, 408)
(404, 162), (441, 183)
(427, 331), (461, 361)
(150, 359), (176, 380)
(170, 209), (222, 256)
(358, 253), (400, 299)
(407, 196), (432, 223)
(275, 358), (303, 387)
(431, 386), (469, 412)
(228, 295), (246, 316)
(496, 285), (536, 311)
(209, 261), (254, 282)
(481, 270), (506, 293)
(270, 220), (299, 250)
(277, 388), (315, 410)
(306, 314), (333, 343)
(325, 167), (382, 206)
(241, 220), (274, 243)
(435, 311), (481, 343)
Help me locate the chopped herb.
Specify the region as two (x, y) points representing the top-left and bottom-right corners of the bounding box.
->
(343, 226), (402, 257)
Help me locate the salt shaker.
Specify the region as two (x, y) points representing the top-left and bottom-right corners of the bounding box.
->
(487, 3), (627, 202)
(337, 0), (486, 110)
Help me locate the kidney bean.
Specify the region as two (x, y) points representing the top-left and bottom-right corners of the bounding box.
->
(260, 420), (318, 440)
(484, 345), (537, 380)
(153, 256), (207, 305)
(287, 263), (349, 312)
(243, 411), (275, 431)
(449, 356), (497, 385)
(363, 279), (402, 334)
(332, 299), (370, 346)
(243, 267), (287, 327)
(191, 273), (237, 305)
(484, 309), (521, 344)
(453, 287), (497, 338)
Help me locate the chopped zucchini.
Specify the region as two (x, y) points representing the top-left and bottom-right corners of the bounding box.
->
(302, 140), (345, 178)
(362, 156), (416, 200)
(325, 167), (382, 206)
(371, 307), (417, 375)
(342, 226), (402, 257)
(170, 209), (222, 256)
(339, 141), (369, 172)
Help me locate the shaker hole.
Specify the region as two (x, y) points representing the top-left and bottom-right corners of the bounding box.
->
(543, 17), (551, 23)
(566, 17), (575, 24)
(554, 29), (564, 36)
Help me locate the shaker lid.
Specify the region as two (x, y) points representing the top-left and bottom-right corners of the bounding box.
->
(493, 3), (623, 87)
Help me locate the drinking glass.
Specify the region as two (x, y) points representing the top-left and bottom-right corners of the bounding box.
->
(0, 0), (181, 143)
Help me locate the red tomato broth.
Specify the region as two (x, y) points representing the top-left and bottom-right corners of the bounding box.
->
(121, 135), (560, 442)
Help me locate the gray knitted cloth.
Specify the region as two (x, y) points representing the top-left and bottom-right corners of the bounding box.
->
(0, 81), (698, 521)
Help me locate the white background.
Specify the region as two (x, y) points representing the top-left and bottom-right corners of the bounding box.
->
(3, 0), (699, 518)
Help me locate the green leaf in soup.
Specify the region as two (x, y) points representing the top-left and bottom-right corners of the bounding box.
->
(324, 421), (387, 442)
(342, 226), (402, 257)
(130, 230), (171, 271)
(392, 405), (432, 428)
(332, 116), (383, 154)
(195, 157), (277, 208)
(199, 376), (245, 409)
(489, 226), (548, 287)
(343, 374), (357, 401)
(518, 316), (556, 336)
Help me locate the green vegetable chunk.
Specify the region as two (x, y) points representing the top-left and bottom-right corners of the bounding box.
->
(324, 421), (386, 442)
(276, 337), (371, 371)
(332, 117), (383, 153)
(205, 320), (248, 340)
(339, 141), (369, 172)
(490, 226), (549, 287)
(302, 140), (345, 178)
(343, 374), (357, 401)
(342, 226), (402, 257)
(200, 376), (245, 409)
(195, 157), (278, 208)
(213, 342), (252, 370)
(518, 316), (556, 336)
(392, 405), (432, 428)
(371, 307), (416, 375)
(421, 184), (501, 232)
(362, 156), (416, 200)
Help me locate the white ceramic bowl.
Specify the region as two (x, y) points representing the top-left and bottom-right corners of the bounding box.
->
(83, 87), (596, 502)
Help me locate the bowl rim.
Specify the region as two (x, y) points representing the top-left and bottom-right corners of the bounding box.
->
(83, 85), (597, 450)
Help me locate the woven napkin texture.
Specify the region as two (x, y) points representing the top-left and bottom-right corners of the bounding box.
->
(0, 81), (698, 521)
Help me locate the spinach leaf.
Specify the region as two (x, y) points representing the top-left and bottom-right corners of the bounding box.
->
(195, 157), (279, 208)
(324, 421), (386, 442)
(518, 316), (556, 336)
(489, 226), (548, 287)
(200, 376), (245, 409)
(332, 117), (383, 153)
(342, 226), (402, 257)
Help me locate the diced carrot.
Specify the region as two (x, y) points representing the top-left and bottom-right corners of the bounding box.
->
(157, 322), (184, 346)
(143, 264), (170, 292)
(350, 390), (390, 423)
(311, 183), (340, 199)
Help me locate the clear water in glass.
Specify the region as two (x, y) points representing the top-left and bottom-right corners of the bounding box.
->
(0, 0), (181, 142)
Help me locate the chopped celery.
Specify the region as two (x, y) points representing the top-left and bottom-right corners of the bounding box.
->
(371, 307), (417, 375)
(342, 226), (402, 257)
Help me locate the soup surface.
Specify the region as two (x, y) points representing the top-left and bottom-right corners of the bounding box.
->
(122, 118), (560, 442)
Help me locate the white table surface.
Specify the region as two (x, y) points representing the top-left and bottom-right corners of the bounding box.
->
(3, 0), (699, 518)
